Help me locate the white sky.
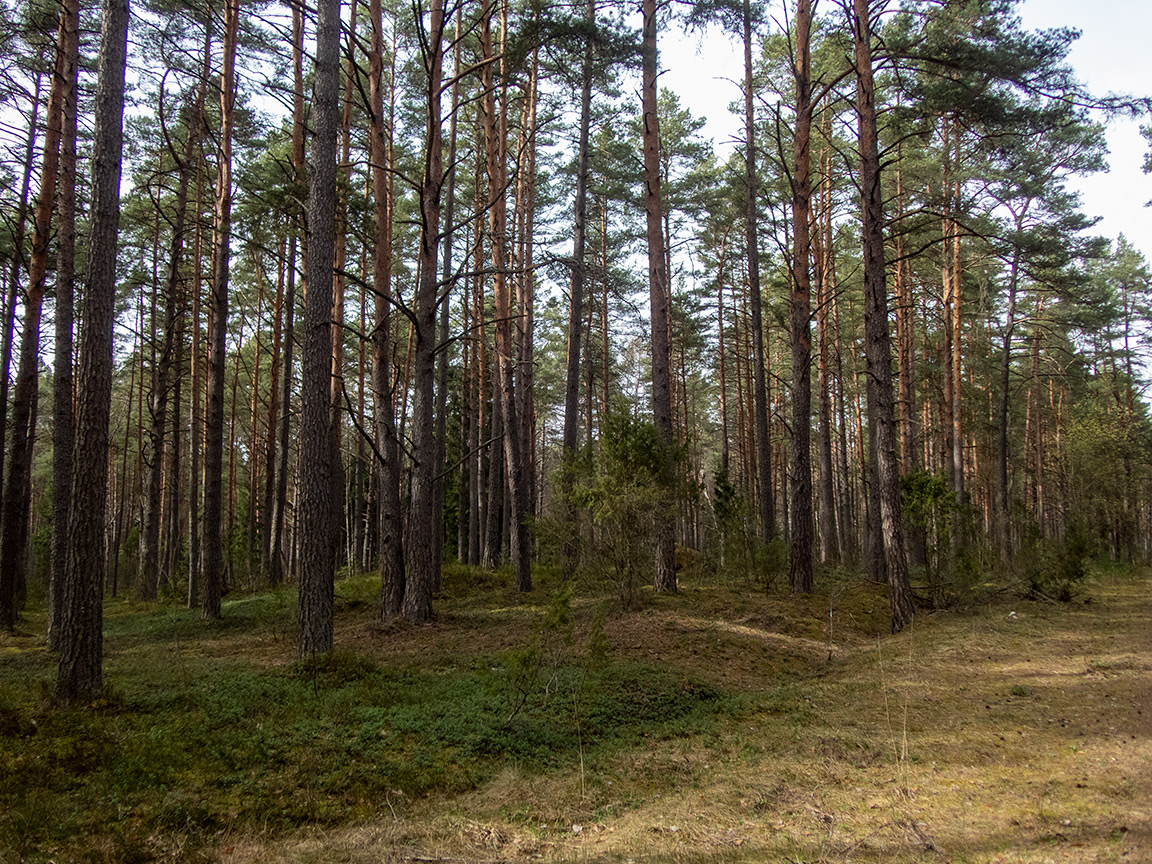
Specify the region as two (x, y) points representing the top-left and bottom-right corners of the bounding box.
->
(658, 0), (1152, 264)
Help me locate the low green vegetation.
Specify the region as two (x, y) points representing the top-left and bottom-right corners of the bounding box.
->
(0, 578), (734, 862)
(3, 563), (1149, 864)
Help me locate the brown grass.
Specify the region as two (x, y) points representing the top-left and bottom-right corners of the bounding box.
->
(210, 568), (1151, 864)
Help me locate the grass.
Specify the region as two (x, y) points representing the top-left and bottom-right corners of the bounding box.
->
(2, 562), (1150, 863)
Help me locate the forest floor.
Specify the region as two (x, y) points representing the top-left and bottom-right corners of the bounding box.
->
(1, 563), (1149, 863)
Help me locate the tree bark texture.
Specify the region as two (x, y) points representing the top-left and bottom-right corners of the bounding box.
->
(483, 0), (532, 593)
(56, 0), (130, 702)
(642, 0), (677, 593)
(852, 0), (914, 633)
(1, 6), (71, 629)
(201, 0), (240, 621)
(370, 0), (404, 618)
(298, 0), (343, 655)
(49, 0), (81, 647)
(403, 0), (446, 623)
(744, 0), (775, 544)
(788, 0), (814, 595)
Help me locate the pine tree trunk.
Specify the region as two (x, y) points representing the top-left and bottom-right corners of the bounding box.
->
(202, 0), (240, 621)
(744, 0), (774, 544)
(561, 0), (595, 579)
(402, 0), (447, 623)
(1, 14), (71, 628)
(853, 0), (913, 632)
(717, 230), (731, 476)
(246, 282), (263, 580)
(482, 0), (531, 592)
(140, 76), (201, 600)
(370, 0), (404, 617)
(188, 97), (207, 607)
(814, 120), (838, 565)
(298, 0), (343, 654)
(56, 0), (130, 702)
(271, 3), (307, 589)
(433, 16), (462, 586)
(0, 75), (41, 592)
(329, 0), (359, 576)
(998, 238), (1023, 567)
(262, 238), (285, 577)
(49, 0), (81, 647)
(642, 0), (676, 593)
(950, 135), (964, 531)
(482, 381), (504, 568)
(788, 0), (814, 594)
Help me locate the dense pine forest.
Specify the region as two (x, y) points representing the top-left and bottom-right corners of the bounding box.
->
(0, 0), (1151, 703)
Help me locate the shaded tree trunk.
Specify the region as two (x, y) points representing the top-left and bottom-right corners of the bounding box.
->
(370, 0), (404, 618)
(642, 0), (676, 593)
(0, 75), (41, 600)
(202, 0), (240, 621)
(56, 0), (130, 702)
(561, 0), (596, 579)
(744, 0), (774, 544)
(1, 9), (72, 629)
(788, 0), (814, 594)
(298, 0), (343, 655)
(49, 0), (81, 647)
(402, 0), (447, 623)
(141, 73), (203, 600)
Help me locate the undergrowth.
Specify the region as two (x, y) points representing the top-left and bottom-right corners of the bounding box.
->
(0, 584), (732, 863)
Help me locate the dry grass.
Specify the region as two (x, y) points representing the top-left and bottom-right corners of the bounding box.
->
(211, 569), (1151, 864)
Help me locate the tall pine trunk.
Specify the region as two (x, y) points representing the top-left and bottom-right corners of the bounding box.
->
(202, 0), (240, 620)
(140, 75), (203, 600)
(370, 0), (404, 618)
(744, 0), (774, 544)
(1, 5), (72, 629)
(402, 0), (447, 622)
(788, 0), (814, 594)
(298, 0), (343, 655)
(561, 0), (595, 579)
(483, 0), (531, 592)
(852, 0), (914, 633)
(0, 75), (41, 604)
(56, 0), (130, 702)
(49, 0), (81, 647)
(642, 0), (676, 593)
(296, 0), (342, 650)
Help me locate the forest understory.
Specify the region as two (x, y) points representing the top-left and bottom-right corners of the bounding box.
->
(1, 563), (1148, 864)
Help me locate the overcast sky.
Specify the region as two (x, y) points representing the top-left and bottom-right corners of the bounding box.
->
(658, 0), (1152, 265)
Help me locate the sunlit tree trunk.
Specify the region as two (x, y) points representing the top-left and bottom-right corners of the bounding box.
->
(852, 0), (914, 632)
(483, 0), (531, 592)
(1, 6), (72, 628)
